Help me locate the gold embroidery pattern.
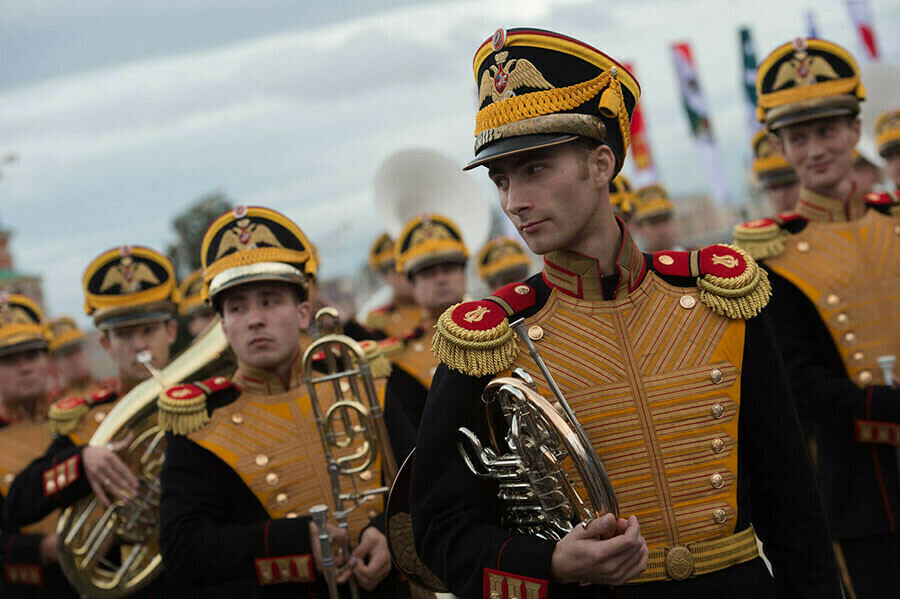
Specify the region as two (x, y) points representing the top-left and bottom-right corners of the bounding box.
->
(215, 219), (284, 259)
(463, 305), (491, 323)
(99, 256), (159, 293)
(511, 273), (744, 548)
(767, 211), (900, 388)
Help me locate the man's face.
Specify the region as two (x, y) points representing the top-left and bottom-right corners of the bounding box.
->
(0, 349), (50, 405)
(488, 143), (611, 255)
(776, 117), (860, 191)
(633, 215), (677, 253)
(187, 308), (216, 338)
(53, 343), (92, 386)
(850, 161), (883, 194)
(100, 320), (176, 381)
(410, 263), (466, 314)
(763, 179), (801, 213)
(384, 268), (414, 302)
(220, 283), (310, 371)
(883, 147), (900, 188)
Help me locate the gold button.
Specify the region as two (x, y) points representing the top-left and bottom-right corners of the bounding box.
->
(231, 413), (244, 425)
(709, 369), (724, 384)
(713, 508), (727, 524)
(255, 454), (269, 467)
(836, 313), (849, 326)
(664, 545), (694, 580)
(339, 380), (351, 393)
(797, 241), (810, 253)
(826, 294), (840, 307)
(843, 332), (857, 345)
(527, 326), (544, 341)
(710, 473), (725, 489)
(2, 473), (13, 486)
(711, 438), (725, 453)
(659, 255), (675, 266)
(359, 470), (373, 482)
(490, 592), (502, 599)
(894, 224), (900, 236)
(412, 343), (424, 352)
(368, 510), (378, 519)
(45, 480), (56, 494)
(514, 285), (530, 295)
(680, 295), (696, 309)
(276, 493), (289, 506)
(852, 351), (865, 363)
(94, 411), (106, 423)
(711, 403), (726, 419)
(266, 472), (279, 486)
(286, 512), (298, 519)
(858, 370), (873, 385)
(57, 473), (66, 486)
(214, 376), (228, 384)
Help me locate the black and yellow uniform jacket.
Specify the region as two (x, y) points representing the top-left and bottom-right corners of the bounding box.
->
(0, 415), (79, 598)
(158, 353), (410, 598)
(410, 226), (841, 598)
(734, 188), (900, 541)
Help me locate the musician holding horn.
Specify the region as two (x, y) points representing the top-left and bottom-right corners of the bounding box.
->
(409, 28), (841, 598)
(157, 206), (398, 597)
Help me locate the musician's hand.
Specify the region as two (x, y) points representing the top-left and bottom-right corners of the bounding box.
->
(309, 520), (353, 581)
(550, 514), (648, 586)
(39, 533), (59, 564)
(351, 526), (392, 590)
(83, 433), (138, 507)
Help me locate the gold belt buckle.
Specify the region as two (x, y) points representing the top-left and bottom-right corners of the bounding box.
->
(664, 545), (694, 581)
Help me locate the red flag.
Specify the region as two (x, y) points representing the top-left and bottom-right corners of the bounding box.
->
(846, 0), (879, 61)
(623, 62), (657, 184)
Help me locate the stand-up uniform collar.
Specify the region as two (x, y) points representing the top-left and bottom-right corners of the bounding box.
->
(796, 183), (866, 222)
(232, 351), (303, 395)
(542, 221), (647, 301)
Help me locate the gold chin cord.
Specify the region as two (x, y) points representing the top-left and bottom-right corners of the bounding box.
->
(56, 317), (229, 598)
(303, 308), (399, 599)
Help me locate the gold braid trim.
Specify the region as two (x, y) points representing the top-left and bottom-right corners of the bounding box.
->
(157, 389), (209, 436)
(732, 223), (787, 261)
(474, 70), (631, 157)
(697, 245), (772, 320)
(48, 403), (89, 437)
(432, 304), (518, 377)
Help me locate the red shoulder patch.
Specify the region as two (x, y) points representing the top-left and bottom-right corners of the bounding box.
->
(739, 217), (780, 229)
(89, 388), (116, 406)
(865, 191), (897, 206)
(370, 303), (393, 315)
(489, 283), (536, 315)
(54, 396), (89, 411)
(652, 250), (692, 277)
(201, 376), (232, 393)
(163, 384), (205, 402)
(776, 211), (806, 223)
(699, 245), (747, 278)
(448, 300), (507, 332)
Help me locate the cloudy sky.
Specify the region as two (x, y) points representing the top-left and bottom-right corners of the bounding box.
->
(1, 0), (898, 323)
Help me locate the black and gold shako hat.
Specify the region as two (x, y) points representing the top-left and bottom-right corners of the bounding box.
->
(875, 109), (900, 157)
(395, 214), (468, 276)
(83, 246), (177, 329)
(752, 129), (797, 187)
(466, 28), (640, 171)
(177, 269), (207, 317)
(609, 173), (636, 221)
(369, 233), (396, 272)
(0, 293), (49, 358)
(477, 237), (531, 284)
(47, 316), (86, 355)
(756, 38), (865, 130)
(633, 185), (675, 223)
(201, 205), (316, 305)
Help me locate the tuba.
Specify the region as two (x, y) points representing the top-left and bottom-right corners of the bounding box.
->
(302, 308), (399, 599)
(56, 318), (230, 597)
(386, 319), (617, 590)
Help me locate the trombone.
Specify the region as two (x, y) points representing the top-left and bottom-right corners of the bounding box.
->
(302, 308), (398, 598)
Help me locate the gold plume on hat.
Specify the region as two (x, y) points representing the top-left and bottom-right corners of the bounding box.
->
(100, 256), (159, 294)
(215, 219), (283, 260)
(479, 52), (554, 106)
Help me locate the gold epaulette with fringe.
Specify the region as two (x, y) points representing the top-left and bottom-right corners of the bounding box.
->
(48, 396), (90, 436)
(652, 244), (772, 320)
(157, 375), (231, 436)
(432, 282), (537, 377)
(357, 340), (393, 379)
(732, 217), (788, 260)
